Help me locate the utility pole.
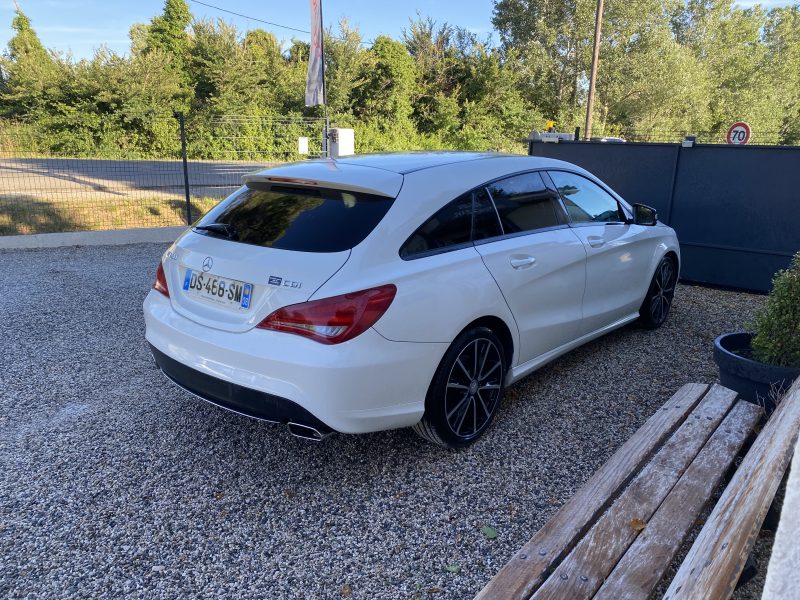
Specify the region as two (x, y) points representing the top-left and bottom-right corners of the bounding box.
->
(584, 0), (604, 141)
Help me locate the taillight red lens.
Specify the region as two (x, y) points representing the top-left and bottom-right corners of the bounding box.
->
(256, 284), (397, 344)
(153, 261), (170, 297)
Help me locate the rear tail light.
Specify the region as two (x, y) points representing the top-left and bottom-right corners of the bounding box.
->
(153, 261), (170, 297)
(257, 284), (397, 344)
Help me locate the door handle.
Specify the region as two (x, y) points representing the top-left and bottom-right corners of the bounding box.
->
(510, 255), (537, 269)
(587, 236), (605, 248)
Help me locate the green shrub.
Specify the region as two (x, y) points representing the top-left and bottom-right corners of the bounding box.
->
(751, 251), (800, 368)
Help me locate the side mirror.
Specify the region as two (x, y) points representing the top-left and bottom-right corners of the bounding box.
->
(632, 204), (658, 226)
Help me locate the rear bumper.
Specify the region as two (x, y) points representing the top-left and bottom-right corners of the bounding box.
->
(143, 290), (447, 433)
(149, 344), (333, 434)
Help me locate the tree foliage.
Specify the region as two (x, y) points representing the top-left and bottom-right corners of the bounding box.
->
(493, 0), (800, 143)
(1, 0), (798, 159)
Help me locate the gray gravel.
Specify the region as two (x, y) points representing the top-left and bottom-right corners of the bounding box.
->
(0, 243), (768, 599)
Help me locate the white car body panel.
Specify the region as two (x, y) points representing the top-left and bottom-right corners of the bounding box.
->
(509, 312), (640, 383)
(570, 223), (662, 335)
(144, 152), (680, 436)
(324, 245), (518, 348)
(475, 228), (587, 364)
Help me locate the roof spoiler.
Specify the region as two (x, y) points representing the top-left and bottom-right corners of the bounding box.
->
(243, 164), (402, 198)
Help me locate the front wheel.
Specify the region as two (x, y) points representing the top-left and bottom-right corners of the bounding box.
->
(413, 327), (507, 448)
(639, 256), (677, 329)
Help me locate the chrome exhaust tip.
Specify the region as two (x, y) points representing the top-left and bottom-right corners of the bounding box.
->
(287, 422), (332, 442)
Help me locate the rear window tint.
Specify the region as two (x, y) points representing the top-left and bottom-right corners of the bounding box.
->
(196, 183), (394, 252)
(399, 193), (473, 258)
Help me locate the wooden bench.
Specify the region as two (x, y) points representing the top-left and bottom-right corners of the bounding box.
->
(476, 378), (800, 600)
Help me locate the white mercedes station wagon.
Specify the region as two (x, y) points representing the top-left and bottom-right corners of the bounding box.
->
(144, 152), (679, 447)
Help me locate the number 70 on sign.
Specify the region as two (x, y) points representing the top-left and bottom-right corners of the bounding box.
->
(726, 122), (751, 145)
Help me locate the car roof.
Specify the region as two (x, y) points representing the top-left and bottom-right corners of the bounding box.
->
(333, 151), (502, 174)
(244, 152), (591, 198)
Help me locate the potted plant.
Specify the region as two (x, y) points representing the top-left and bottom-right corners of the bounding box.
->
(714, 251), (800, 412)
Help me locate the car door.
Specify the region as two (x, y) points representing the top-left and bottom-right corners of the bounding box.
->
(474, 171), (587, 366)
(547, 170), (655, 336)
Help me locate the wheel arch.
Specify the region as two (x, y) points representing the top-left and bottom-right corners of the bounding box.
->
(458, 315), (515, 368)
(664, 249), (680, 276)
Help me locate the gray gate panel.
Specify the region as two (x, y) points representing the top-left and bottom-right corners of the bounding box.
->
(529, 141), (800, 292)
(679, 244), (789, 291)
(671, 145), (799, 255)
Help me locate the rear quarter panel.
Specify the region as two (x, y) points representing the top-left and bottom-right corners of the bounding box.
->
(311, 160), (527, 363)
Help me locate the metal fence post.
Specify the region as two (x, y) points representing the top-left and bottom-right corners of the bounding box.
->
(177, 112), (192, 225)
(663, 143), (682, 226)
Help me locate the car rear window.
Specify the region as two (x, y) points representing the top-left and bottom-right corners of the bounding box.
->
(195, 183), (394, 253)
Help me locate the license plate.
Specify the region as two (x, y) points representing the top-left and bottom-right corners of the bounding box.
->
(182, 269), (253, 310)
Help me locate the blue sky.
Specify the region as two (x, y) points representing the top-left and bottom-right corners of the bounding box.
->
(0, 0), (794, 60)
(0, 0), (496, 59)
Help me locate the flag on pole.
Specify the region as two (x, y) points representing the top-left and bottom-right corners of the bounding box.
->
(305, 0), (326, 106)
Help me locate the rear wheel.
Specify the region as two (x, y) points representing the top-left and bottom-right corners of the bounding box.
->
(639, 256), (677, 329)
(413, 327), (507, 448)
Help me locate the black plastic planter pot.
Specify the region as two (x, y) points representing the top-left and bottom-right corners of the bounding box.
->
(713, 332), (800, 412)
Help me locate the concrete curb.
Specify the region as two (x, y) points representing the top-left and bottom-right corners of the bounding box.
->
(0, 227), (186, 250)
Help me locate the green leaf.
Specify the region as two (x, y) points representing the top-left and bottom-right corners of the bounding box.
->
(481, 526), (498, 540)
(446, 563), (461, 575)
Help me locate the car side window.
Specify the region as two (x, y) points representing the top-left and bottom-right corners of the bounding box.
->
(473, 187), (503, 241)
(548, 171), (625, 224)
(485, 172), (566, 234)
(399, 193), (473, 258)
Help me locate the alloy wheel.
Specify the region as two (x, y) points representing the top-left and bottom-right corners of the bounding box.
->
(444, 338), (503, 439)
(650, 259), (676, 325)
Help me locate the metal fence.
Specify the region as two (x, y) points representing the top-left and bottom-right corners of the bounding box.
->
(559, 128), (799, 145)
(529, 139), (800, 292)
(0, 114), (326, 236)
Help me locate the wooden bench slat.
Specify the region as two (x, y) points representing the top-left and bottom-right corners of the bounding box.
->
(475, 383), (709, 600)
(530, 384), (738, 600)
(664, 377), (800, 600)
(594, 400), (763, 600)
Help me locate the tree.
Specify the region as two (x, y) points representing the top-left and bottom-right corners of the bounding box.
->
(0, 8), (59, 117)
(590, 0), (711, 138)
(403, 16), (462, 136)
(354, 36), (417, 128)
(763, 6), (800, 144)
(145, 0), (191, 74)
(323, 20), (371, 117)
(492, 0), (596, 123)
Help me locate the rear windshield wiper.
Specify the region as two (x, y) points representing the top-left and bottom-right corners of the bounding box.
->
(193, 223), (239, 240)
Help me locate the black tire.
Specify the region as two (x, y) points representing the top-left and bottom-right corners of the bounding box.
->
(639, 255), (677, 329)
(413, 327), (507, 448)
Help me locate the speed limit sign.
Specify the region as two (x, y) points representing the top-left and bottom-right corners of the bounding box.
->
(726, 122), (751, 145)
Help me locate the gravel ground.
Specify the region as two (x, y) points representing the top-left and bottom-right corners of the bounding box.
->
(0, 243), (769, 599)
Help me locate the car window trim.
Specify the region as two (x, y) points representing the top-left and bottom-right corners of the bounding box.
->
(480, 186), (506, 238)
(400, 240), (476, 260)
(472, 223), (571, 246)
(541, 170), (573, 225)
(546, 169), (630, 226)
